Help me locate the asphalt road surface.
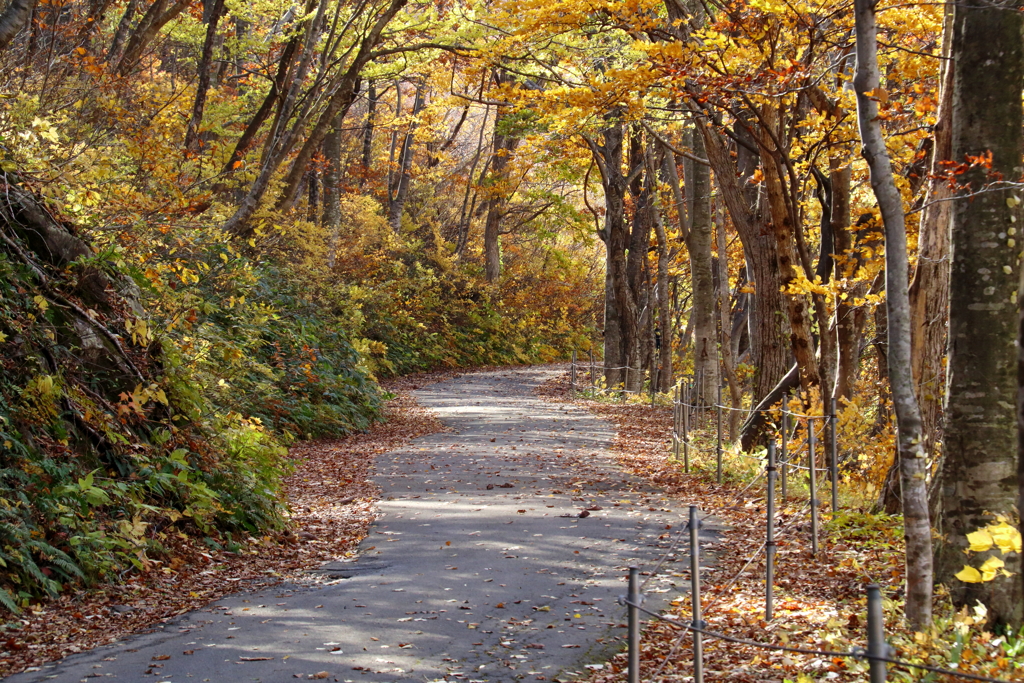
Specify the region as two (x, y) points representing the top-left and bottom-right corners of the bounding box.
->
(9, 368), (718, 683)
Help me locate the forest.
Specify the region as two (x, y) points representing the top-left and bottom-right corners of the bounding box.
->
(0, 0), (1022, 676)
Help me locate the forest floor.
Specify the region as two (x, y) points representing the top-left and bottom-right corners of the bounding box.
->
(536, 375), (895, 682)
(5, 366), (715, 683)
(538, 373), (1024, 683)
(0, 372), (455, 679)
(6, 367), (1014, 683)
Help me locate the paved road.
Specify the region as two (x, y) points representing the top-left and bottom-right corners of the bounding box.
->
(10, 368), (717, 683)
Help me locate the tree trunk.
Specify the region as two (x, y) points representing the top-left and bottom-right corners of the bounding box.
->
(456, 104), (490, 258)
(184, 0), (226, 154)
(482, 71), (520, 283)
(934, 0), (1024, 628)
(909, 6), (953, 469)
(216, 36), (301, 184)
(594, 118), (631, 390)
(831, 160), (865, 402)
(106, 0), (140, 64)
(853, 0), (933, 629)
(685, 130), (719, 404)
(115, 0), (191, 75)
(0, 0), (36, 52)
(716, 197), (742, 440)
(651, 146), (674, 393)
(360, 81), (376, 186)
(623, 128), (651, 392)
(224, 0), (408, 237)
(387, 81), (425, 232)
(323, 114), (342, 269)
(760, 109), (821, 396)
(698, 119), (789, 407)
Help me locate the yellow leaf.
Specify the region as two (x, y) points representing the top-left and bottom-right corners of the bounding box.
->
(866, 87), (889, 104)
(987, 522), (1021, 554)
(967, 529), (994, 553)
(956, 565), (983, 583)
(980, 555), (1005, 581)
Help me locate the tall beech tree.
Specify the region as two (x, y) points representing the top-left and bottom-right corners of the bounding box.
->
(935, 0), (1024, 627)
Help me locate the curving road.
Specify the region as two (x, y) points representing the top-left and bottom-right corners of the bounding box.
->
(8, 368), (717, 683)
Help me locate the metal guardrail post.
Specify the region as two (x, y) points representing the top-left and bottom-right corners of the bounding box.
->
(780, 408), (789, 501)
(682, 394), (690, 473)
(809, 423), (819, 556)
(672, 384), (680, 462)
(628, 566), (640, 683)
(570, 350), (577, 396)
(589, 349), (595, 387)
(867, 584), (887, 683)
(766, 440), (777, 621)
(716, 385), (723, 484)
(830, 397), (839, 513)
(689, 505), (703, 683)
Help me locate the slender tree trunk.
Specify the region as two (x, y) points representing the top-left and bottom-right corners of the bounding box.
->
(456, 104), (490, 258)
(360, 81), (376, 186)
(216, 37), (300, 184)
(594, 118), (629, 390)
(624, 129), (651, 393)
(223, 0), (408, 236)
(387, 81), (425, 231)
(482, 72), (520, 282)
(909, 6), (953, 469)
(831, 161), (865, 402)
(716, 198), (742, 440)
(115, 0), (191, 75)
(853, 0), (932, 629)
(106, 0), (140, 64)
(760, 110), (821, 395)
(323, 114), (342, 269)
(264, 0), (408, 221)
(184, 0), (226, 153)
(934, 0), (1024, 628)
(651, 148), (673, 393)
(685, 131), (719, 404)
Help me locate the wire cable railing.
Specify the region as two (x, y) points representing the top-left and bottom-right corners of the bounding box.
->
(564, 355), (995, 683)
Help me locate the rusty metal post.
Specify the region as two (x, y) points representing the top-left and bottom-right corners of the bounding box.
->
(766, 440), (777, 621)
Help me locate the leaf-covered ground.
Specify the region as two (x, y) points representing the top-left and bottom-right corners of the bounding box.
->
(538, 373), (1024, 683)
(0, 383), (448, 679)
